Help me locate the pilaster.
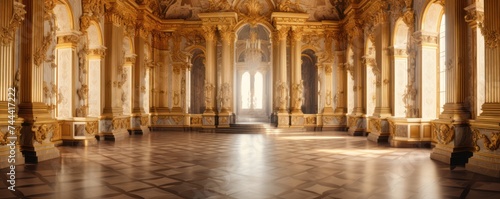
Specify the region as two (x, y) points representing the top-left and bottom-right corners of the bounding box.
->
(368, 10), (392, 143)
(201, 25), (217, 128)
(130, 32), (149, 135)
(100, 3), (129, 140)
(290, 26), (304, 128)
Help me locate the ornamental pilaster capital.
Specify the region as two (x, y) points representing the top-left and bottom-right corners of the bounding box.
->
(57, 32), (81, 46)
(88, 46), (107, 58)
(104, 3), (123, 26)
(276, 26), (290, 41)
(464, 4), (484, 28)
(402, 10), (415, 27)
(217, 24), (234, 42)
(202, 25), (217, 41)
(291, 26), (304, 41)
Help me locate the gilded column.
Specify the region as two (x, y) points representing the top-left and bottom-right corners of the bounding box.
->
(0, 0), (26, 168)
(430, 0), (473, 166)
(130, 25), (147, 134)
(346, 22), (367, 136)
(368, 10), (392, 143)
(217, 25), (234, 127)
(99, 2), (129, 141)
(465, 2), (485, 119)
(276, 26), (290, 127)
(272, 30), (280, 123)
(467, 0), (500, 177)
(202, 25), (217, 128)
(18, 0), (59, 163)
(290, 26), (304, 127)
(328, 32), (348, 130)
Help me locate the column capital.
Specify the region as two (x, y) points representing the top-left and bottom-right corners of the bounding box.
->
(465, 3), (484, 28)
(276, 26), (289, 41)
(217, 24), (234, 42)
(202, 25), (217, 41)
(88, 46), (107, 59)
(291, 26), (304, 41)
(56, 31), (82, 46)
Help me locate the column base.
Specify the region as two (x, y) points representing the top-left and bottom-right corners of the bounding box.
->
(202, 113), (216, 128)
(347, 115), (367, 136)
(218, 112), (232, 128)
(20, 120), (61, 164)
(129, 115), (150, 135)
(321, 113), (347, 131)
(290, 113), (304, 128)
(466, 121), (500, 177)
(430, 119), (473, 166)
(22, 143), (60, 164)
(98, 116), (130, 141)
(0, 147), (24, 169)
(150, 113), (186, 129)
(430, 144), (473, 166)
(367, 117), (390, 143)
(277, 112), (289, 128)
(0, 117), (24, 168)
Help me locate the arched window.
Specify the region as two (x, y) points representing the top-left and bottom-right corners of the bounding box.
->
(241, 72), (251, 109)
(439, 14), (446, 114)
(254, 72), (263, 109)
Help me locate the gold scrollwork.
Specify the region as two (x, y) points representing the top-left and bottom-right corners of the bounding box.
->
(432, 123), (455, 145)
(472, 127), (500, 152)
(85, 121), (98, 136)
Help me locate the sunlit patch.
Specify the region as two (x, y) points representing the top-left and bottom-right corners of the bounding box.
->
(266, 132), (315, 135)
(317, 149), (395, 155)
(277, 136), (346, 140)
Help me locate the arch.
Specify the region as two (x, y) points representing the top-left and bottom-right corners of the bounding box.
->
(190, 49), (206, 114)
(122, 36), (135, 56)
(301, 49), (318, 114)
(421, 2), (444, 33)
(301, 46), (320, 55)
(87, 21), (103, 48)
(53, 1), (75, 32)
(185, 45), (206, 55)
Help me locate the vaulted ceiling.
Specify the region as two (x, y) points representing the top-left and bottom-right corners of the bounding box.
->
(140, 0), (349, 21)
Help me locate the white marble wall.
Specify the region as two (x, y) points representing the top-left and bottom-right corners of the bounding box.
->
(88, 59), (101, 117)
(57, 48), (73, 119)
(347, 74), (354, 114)
(394, 58), (407, 117)
(143, 69), (150, 114)
(366, 68), (376, 116)
(122, 65), (131, 115)
(421, 47), (438, 119)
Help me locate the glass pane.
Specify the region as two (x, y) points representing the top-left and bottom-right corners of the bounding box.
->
(241, 72), (251, 109)
(254, 72), (263, 109)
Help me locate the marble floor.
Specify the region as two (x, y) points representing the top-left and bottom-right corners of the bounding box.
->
(1, 131), (500, 199)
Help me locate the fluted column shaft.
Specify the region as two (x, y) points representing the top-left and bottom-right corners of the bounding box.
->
(203, 26), (217, 113)
(352, 43), (365, 115)
(0, 0), (15, 103)
(374, 15), (392, 117)
(277, 26), (289, 113)
(102, 13), (124, 116)
(272, 31), (280, 113)
(18, 0), (50, 120)
(334, 50), (347, 114)
(132, 35), (145, 114)
(291, 27), (303, 114)
(441, 0), (470, 121)
(218, 25), (233, 114)
(479, 0), (500, 117)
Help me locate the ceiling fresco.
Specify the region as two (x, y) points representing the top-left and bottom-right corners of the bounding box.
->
(145, 0), (349, 21)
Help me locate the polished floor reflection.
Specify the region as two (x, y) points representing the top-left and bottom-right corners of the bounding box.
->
(1, 131), (500, 199)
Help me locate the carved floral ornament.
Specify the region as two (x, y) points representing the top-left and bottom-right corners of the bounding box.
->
(481, 26), (500, 49)
(0, 0), (26, 46)
(471, 128), (500, 152)
(431, 123), (455, 145)
(85, 121), (98, 135)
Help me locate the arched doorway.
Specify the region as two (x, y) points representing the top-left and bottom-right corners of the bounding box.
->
(234, 24), (272, 122)
(190, 49), (205, 114)
(301, 49), (318, 114)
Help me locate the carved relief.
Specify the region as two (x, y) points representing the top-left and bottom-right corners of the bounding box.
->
(0, 1), (26, 46)
(204, 81), (215, 108)
(472, 127), (500, 152)
(277, 0), (305, 13)
(388, 120), (395, 137)
(481, 27), (500, 49)
(141, 116), (149, 126)
(432, 123), (455, 145)
(32, 124), (49, 144)
(369, 118), (381, 133)
(85, 121), (98, 136)
(276, 81), (289, 110)
(191, 117), (202, 125)
(305, 116), (316, 125)
(208, 0), (231, 12)
(219, 83), (231, 110)
(291, 80), (304, 111)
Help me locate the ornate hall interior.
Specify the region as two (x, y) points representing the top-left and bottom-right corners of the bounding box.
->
(1, 0), (500, 198)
